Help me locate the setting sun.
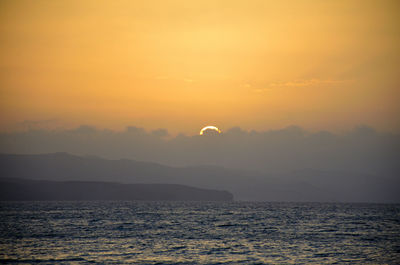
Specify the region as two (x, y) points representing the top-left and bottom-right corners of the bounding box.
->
(200, 126), (221, 135)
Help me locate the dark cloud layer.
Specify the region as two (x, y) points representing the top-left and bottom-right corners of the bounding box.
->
(1, 125), (398, 177)
(1, 125), (399, 202)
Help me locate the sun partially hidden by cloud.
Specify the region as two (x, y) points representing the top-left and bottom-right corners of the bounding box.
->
(200, 126), (221, 135)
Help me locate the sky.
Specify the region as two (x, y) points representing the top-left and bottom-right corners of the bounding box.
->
(0, 0), (399, 135)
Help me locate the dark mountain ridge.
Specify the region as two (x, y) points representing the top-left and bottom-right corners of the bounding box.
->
(0, 153), (398, 202)
(0, 177), (233, 201)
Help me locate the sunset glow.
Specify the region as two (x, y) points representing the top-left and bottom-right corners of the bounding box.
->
(0, 0), (399, 134)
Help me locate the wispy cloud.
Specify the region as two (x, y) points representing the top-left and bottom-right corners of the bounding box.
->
(269, 79), (348, 88)
(251, 78), (351, 93)
(253, 88), (272, 93)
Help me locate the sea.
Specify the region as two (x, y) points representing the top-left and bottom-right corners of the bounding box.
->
(0, 201), (399, 264)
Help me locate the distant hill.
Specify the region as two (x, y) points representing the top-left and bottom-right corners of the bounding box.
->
(0, 152), (325, 202)
(0, 153), (398, 202)
(0, 178), (233, 201)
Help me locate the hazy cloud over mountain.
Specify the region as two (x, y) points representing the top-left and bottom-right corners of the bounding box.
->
(1, 125), (398, 179)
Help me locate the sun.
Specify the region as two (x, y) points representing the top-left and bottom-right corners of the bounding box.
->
(200, 125), (221, 135)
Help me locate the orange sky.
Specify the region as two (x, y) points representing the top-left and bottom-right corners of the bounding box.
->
(0, 0), (399, 134)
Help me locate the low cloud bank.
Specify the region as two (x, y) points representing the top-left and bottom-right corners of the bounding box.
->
(0, 125), (398, 177)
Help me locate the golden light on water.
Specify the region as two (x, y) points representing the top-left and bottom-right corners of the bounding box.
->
(200, 126), (221, 135)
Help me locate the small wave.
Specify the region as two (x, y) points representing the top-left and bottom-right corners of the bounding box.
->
(0, 257), (89, 263)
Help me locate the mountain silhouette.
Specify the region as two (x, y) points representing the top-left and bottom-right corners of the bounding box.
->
(0, 153), (398, 202)
(0, 178), (233, 201)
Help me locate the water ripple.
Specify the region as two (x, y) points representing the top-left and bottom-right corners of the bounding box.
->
(0, 201), (399, 264)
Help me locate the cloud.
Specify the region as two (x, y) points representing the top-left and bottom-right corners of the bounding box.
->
(18, 119), (60, 130)
(68, 125), (97, 134)
(253, 88), (272, 93)
(253, 78), (351, 93)
(125, 126), (147, 135)
(0, 125), (398, 178)
(270, 79), (349, 87)
(151, 128), (169, 137)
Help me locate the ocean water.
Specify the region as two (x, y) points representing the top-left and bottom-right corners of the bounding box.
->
(0, 201), (399, 264)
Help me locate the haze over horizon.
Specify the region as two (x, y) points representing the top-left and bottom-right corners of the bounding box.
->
(1, 124), (398, 174)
